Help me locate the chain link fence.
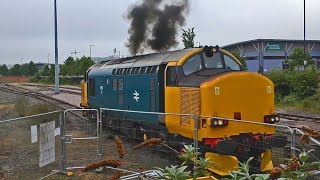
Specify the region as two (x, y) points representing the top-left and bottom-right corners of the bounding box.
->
(98, 108), (199, 177)
(0, 111), (62, 179)
(61, 109), (99, 172)
(294, 128), (320, 163)
(2, 107), (319, 179)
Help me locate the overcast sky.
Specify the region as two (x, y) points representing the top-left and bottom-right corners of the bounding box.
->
(0, 0), (319, 65)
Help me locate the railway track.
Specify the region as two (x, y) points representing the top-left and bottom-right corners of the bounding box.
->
(0, 82), (80, 110)
(2, 83), (319, 124)
(278, 112), (320, 123)
(19, 83), (81, 95)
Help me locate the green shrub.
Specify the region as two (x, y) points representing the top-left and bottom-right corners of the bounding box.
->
(265, 70), (292, 99)
(290, 69), (319, 99)
(266, 69), (319, 100)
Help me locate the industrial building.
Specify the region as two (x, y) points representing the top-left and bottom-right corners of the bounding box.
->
(223, 39), (320, 72)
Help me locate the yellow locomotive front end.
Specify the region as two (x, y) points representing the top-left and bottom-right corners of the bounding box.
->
(200, 71), (275, 138)
(164, 46), (283, 176)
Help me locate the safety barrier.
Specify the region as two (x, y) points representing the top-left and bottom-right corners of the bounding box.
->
(0, 111), (62, 179)
(1, 107), (319, 179)
(60, 109), (99, 172)
(99, 107), (200, 178)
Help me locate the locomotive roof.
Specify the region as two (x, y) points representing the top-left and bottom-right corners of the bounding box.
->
(99, 48), (198, 69)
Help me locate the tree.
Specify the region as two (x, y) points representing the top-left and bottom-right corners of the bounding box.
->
(78, 56), (94, 75)
(0, 64), (9, 76)
(20, 63), (28, 76)
(231, 52), (248, 70)
(62, 56), (76, 76)
(49, 64), (55, 77)
(27, 61), (38, 76)
(41, 65), (50, 76)
(9, 64), (21, 76)
(181, 28), (196, 48)
(288, 48), (313, 70)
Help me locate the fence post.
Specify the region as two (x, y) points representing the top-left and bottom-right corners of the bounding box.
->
(98, 109), (103, 159)
(291, 128), (296, 156)
(60, 112), (66, 173)
(192, 114), (199, 178)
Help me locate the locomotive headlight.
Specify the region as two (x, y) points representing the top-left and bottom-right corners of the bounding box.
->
(275, 116), (280, 122)
(218, 120), (223, 126)
(271, 118), (275, 122)
(213, 120), (218, 125)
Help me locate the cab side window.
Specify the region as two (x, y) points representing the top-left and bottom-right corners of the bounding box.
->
(166, 66), (177, 86)
(224, 54), (241, 71)
(182, 54), (202, 75)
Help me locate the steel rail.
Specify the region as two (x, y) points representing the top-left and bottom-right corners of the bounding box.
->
(277, 112), (320, 123)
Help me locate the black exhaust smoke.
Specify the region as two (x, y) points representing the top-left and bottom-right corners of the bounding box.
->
(126, 0), (190, 55)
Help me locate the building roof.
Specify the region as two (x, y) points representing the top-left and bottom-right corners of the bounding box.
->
(223, 39), (320, 48)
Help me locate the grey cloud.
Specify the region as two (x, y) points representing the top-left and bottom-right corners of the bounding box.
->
(0, 0), (319, 64)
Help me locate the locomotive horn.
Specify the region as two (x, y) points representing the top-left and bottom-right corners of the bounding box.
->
(203, 45), (213, 57)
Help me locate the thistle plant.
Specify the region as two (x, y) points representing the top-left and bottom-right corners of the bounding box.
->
(157, 165), (190, 180)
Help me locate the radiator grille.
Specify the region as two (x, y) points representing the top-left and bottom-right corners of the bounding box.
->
(180, 89), (190, 125)
(180, 88), (200, 125)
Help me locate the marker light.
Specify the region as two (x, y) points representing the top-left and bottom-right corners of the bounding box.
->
(264, 115), (280, 124)
(211, 118), (228, 127)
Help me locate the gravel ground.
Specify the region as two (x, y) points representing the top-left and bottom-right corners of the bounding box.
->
(52, 93), (81, 107)
(276, 107), (320, 118)
(13, 84), (82, 108)
(276, 107), (320, 131)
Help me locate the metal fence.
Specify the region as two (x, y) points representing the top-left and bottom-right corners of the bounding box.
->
(294, 128), (320, 163)
(98, 108), (199, 178)
(61, 109), (99, 172)
(2, 107), (319, 179)
(0, 111), (62, 179)
(97, 108), (319, 178)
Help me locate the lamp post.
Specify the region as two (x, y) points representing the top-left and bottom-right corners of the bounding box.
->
(90, 45), (94, 59)
(54, 0), (59, 94)
(48, 54), (50, 65)
(303, 0), (307, 70)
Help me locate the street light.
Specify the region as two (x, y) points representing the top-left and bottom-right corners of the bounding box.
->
(48, 54), (50, 65)
(54, 0), (59, 94)
(90, 45), (94, 59)
(303, 0), (306, 55)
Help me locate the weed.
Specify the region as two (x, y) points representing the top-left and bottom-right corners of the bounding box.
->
(82, 159), (122, 172)
(157, 165), (190, 180)
(300, 127), (320, 144)
(110, 170), (123, 180)
(132, 138), (161, 150)
(114, 136), (126, 158)
(14, 96), (30, 116)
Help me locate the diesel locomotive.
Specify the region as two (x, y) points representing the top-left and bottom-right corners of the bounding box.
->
(80, 46), (283, 175)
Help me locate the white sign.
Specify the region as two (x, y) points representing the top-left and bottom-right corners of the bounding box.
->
(133, 90), (140, 102)
(55, 127), (60, 136)
(31, 125), (37, 143)
(39, 121), (55, 167)
(214, 87), (220, 95)
(100, 86), (103, 95)
(267, 86), (271, 93)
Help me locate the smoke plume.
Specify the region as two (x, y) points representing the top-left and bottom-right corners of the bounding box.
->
(126, 0), (190, 55)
